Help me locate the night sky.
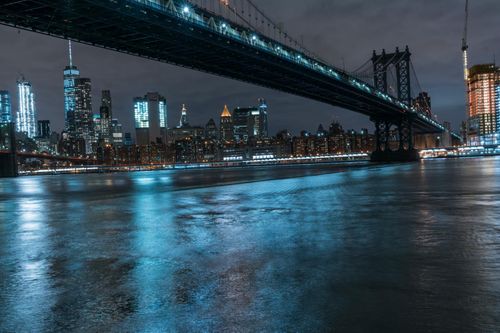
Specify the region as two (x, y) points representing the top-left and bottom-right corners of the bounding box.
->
(0, 0), (499, 136)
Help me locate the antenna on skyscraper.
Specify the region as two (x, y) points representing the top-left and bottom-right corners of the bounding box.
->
(68, 40), (73, 67)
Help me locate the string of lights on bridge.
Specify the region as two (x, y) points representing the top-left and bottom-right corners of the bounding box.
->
(132, 0), (446, 132)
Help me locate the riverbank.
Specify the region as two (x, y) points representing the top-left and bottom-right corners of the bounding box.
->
(17, 153), (369, 177)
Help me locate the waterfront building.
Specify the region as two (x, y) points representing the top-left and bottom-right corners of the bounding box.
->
(220, 105), (233, 142)
(134, 92), (168, 145)
(496, 80), (500, 135)
(0, 91), (12, 124)
(467, 64), (500, 144)
(16, 76), (37, 138)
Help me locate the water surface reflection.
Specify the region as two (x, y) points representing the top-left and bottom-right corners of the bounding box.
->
(0, 160), (499, 331)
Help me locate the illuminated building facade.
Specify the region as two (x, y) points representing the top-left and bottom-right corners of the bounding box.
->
(467, 64), (500, 144)
(496, 81), (500, 134)
(0, 90), (12, 124)
(16, 77), (37, 138)
(64, 65), (80, 132)
(233, 98), (268, 143)
(73, 78), (94, 153)
(134, 92), (168, 145)
(179, 104), (189, 127)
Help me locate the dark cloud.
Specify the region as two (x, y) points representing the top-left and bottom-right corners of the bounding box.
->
(0, 0), (498, 135)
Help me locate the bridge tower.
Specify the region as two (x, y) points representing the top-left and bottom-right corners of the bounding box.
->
(0, 123), (18, 177)
(371, 46), (418, 162)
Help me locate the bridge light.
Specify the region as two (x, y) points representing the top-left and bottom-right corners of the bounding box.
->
(222, 23), (227, 29)
(252, 35), (257, 41)
(183, 6), (190, 14)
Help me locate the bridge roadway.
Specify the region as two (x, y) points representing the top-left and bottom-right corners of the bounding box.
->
(0, 0), (454, 136)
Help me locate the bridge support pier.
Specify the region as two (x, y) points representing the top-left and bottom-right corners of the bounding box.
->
(0, 123), (18, 177)
(370, 116), (420, 162)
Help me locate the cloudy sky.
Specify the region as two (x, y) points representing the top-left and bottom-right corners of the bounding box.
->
(0, 0), (499, 135)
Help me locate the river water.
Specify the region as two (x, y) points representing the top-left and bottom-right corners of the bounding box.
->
(0, 159), (499, 332)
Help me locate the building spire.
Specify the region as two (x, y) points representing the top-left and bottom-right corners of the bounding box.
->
(221, 104), (231, 117)
(179, 104), (189, 127)
(68, 40), (73, 67)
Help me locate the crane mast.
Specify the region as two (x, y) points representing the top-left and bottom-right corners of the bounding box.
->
(462, 0), (469, 81)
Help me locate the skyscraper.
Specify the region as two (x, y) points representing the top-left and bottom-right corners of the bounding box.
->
(233, 107), (250, 143)
(64, 40), (80, 133)
(37, 120), (51, 139)
(219, 105), (233, 142)
(249, 98), (268, 139)
(233, 98), (269, 143)
(74, 78), (94, 153)
(16, 76), (37, 138)
(99, 90), (112, 143)
(467, 64), (499, 144)
(179, 104), (189, 127)
(0, 91), (12, 124)
(134, 92), (168, 145)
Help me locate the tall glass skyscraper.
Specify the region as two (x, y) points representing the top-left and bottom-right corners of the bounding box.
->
(0, 91), (12, 124)
(74, 78), (94, 153)
(64, 42), (81, 133)
(134, 93), (168, 145)
(16, 77), (37, 138)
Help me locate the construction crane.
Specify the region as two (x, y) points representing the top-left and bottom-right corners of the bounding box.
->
(462, 0), (469, 81)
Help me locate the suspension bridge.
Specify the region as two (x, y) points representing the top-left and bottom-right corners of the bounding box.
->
(0, 0), (461, 176)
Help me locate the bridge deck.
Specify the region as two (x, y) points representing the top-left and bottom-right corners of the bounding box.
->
(0, 0), (449, 134)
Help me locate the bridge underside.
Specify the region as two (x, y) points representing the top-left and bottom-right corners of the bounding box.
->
(0, 0), (442, 135)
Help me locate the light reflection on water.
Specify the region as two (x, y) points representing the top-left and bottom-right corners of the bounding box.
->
(0, 160), (500, 332)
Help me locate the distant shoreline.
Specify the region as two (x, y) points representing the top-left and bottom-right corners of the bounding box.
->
(17, 155), (371, 177)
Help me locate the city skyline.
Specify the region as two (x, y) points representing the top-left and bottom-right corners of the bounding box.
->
(0, 0), (499, 135)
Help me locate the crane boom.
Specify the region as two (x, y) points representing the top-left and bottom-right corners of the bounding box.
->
(462, 0), (469, 81)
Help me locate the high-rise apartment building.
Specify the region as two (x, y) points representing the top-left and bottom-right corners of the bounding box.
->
(0, 91), (12, 124)
(134, 92), (168, 145)
(232, 98), (269, 143)
(467, 64), (500, 143)
(16, 76), (37, 138)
